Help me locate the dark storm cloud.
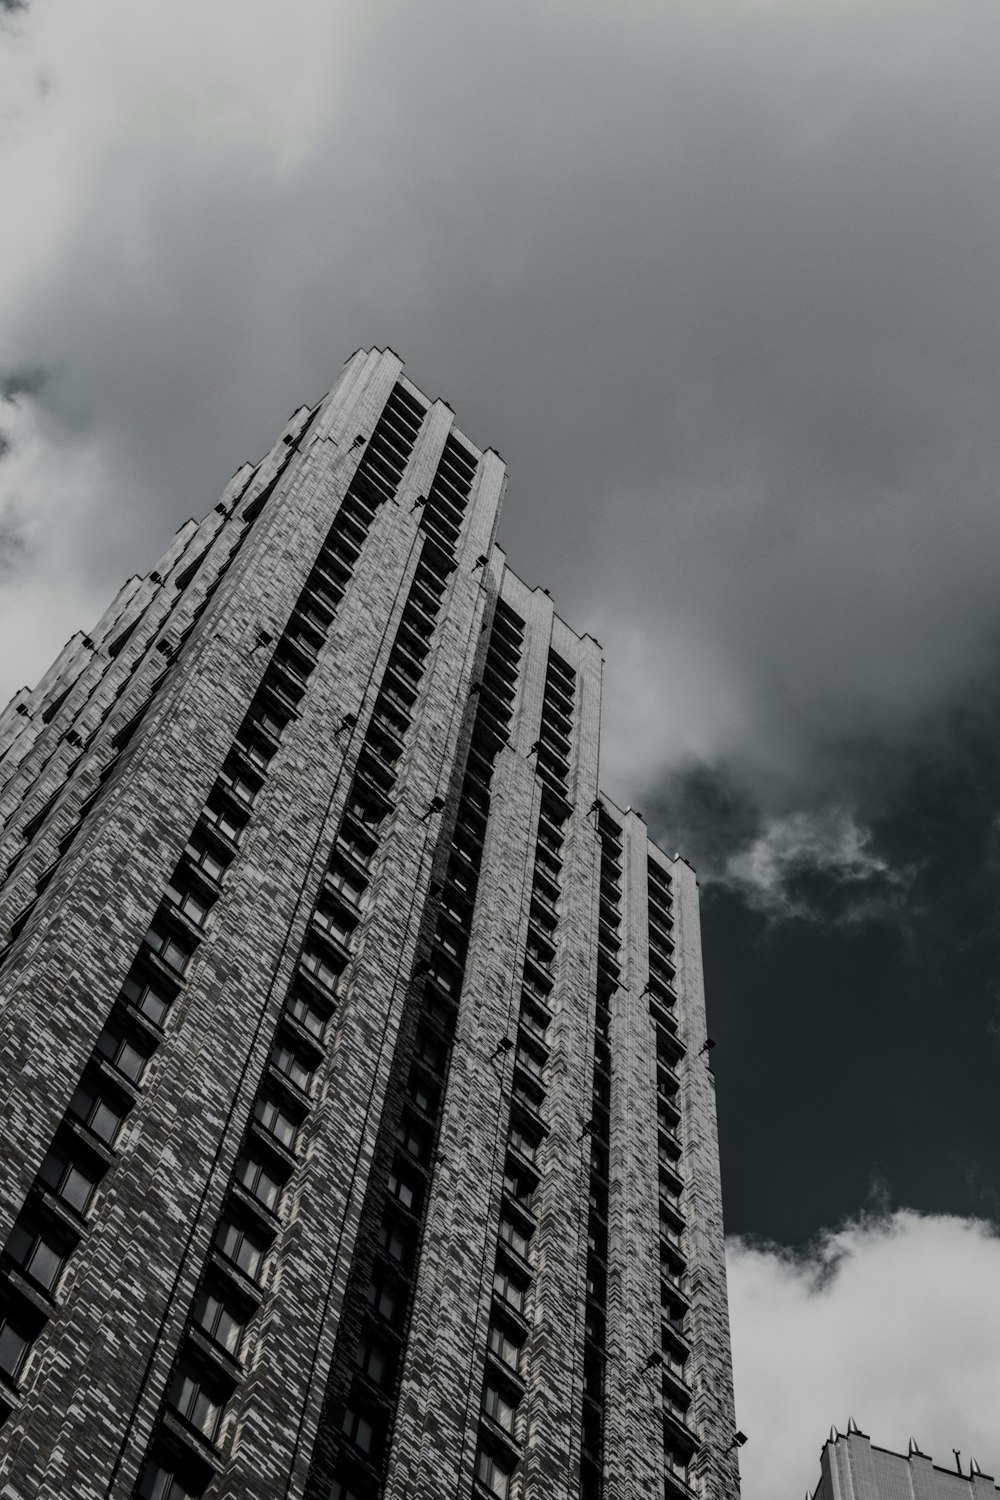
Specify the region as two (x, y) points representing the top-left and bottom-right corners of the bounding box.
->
(7, 0), (1000, 864)
(0, 365), (47, 403)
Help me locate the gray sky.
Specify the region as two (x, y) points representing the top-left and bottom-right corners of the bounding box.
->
(4, 1), (1000, 1491)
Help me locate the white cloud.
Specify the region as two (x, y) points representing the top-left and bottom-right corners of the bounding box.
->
(721, 808), (909, 919)
(728, 1211), (1000, 1500)
(0, 389), (124, 701)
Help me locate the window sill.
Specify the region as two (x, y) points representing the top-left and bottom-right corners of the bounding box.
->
(477, 1412), (522, 1461)
(207, 1248), (265, 1307)
(295, 964), (342, 1005)
(0, 1261), (60, 1318)
(230, 1178), (285, 1237)
(140, 939), (195, 988)
(33, 1183), (90, 1239)
(63, 1115), (117, 1168)
(0, 1368), (22, 1419)
(278, 1010), (327, 1060)
(160, 1408), (224, 1472)
(93, 1055), (141, 1105)
(483, 1347), (528, 1398)
(242, 1126), (299, 1178)
(266, 1063), (315, 1113)
(187, 1323), (245, 1382)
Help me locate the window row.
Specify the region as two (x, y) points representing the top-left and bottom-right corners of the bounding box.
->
(476, 769), (569, 1496)
(321, 597), (525, 1500)
(130, 527), (373, 1487)
(0, 772), (251, 1418)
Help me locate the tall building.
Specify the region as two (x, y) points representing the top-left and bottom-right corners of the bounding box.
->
(0, 348), (737, 1500)
(813, 1423), (998, 1500)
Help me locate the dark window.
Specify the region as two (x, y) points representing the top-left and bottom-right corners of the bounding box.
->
(492, 1261), (529, 1315)
(215, 1215), (269, 1279)
(482, 1379), (519, 1435)
(341, 1402), (376, 1455)
(136, 1457), (195, 1500)
(498, 1214), (531, 1259)
(355, 1331), (393, 1389)
(427, 959), (459, 998)
(387, 1166), (420, 1213)
(327, 1482), (363, 1500)
(271, 1041), (315, 1092)
(202, 797), (245, 843)
(327, 863), (366, 906)
(253, 1094), (300, 1150)
(193, 1282), (249, 1357)
(582, 1402), (602, 1453)
(299, 944), (344, 994)
(217, 765), (258, 806)
(168, 1355), (229, 1441)
(378, 1216), (412, 1267)
(336, 830), (375, 867)
(165, 875), (213, 928)
(312, 899), (355, 949)
(346, 791), (387, 829)
(68, 1079), (129, 1146)
(144, 921), (195, 976)
(122, 972), (174, 1027)
(184, 835), (228, 883)
(486, 1319), (522, 1373)
(6, 1217), (70, 1293)
(475, 1442), (515, 1498)
(408, 1073), (438, 1117)
(507, 1125), (538, 1164)
(415, 1030), (446, 1073)
(365, 1272), (403, 1327)
(38, 1144), (102, 1214)
(394, 1116), (431, 1164)
(236, 1149), (285, 1212)
(248, 702), (289, 740)
(286, 987), (330, 1039)
(234, 735), (272, 772)
(95, 1020), (153, 1083)
(503, 1162), (536, 1208)
(0, 1307), (37, 1380)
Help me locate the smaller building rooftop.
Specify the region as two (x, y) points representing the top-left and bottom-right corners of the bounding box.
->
(812, 1424), (998, 1500)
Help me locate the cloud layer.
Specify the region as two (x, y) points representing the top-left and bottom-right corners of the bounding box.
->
(728, 1211), (1000, 1500)
(4, 1), (1000, 865)
(3, 0), (1000, 900)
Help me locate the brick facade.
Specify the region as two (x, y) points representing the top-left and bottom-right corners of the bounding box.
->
(0, 349), (738, 1500)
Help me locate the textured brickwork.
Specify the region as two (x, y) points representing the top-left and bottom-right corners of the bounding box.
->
(672, 858), (739, 1500)
(0, 348), (738, 1500)
(604, 809), (663, 1500)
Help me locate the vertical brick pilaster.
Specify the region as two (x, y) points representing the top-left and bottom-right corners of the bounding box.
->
(673, 857), (739, 1500)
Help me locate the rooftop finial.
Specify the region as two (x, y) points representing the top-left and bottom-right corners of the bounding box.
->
(847, 1417), (860, 1435)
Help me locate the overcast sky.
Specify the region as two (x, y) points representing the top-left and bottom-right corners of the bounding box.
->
(3, 1), (1000, 1493)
